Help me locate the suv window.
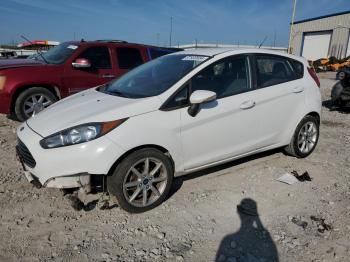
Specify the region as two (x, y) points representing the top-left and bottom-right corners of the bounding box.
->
(191, 56), (251, 98)
(78, 46), (111, 69)
(116, 47), (144, 69)
(256, 55), (295, 88)
(149, 48), (174, 59)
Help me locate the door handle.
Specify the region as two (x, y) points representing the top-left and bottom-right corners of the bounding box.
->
(102, 74), (116, 78)
(240, 100), (256, 110)
(292, 86), (304, 93)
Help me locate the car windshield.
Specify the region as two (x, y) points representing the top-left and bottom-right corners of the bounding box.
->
(36, 42), (79, 64)
(99, 54), (210, 98)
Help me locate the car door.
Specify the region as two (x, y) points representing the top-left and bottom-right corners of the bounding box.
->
(175, 55), (262, 170)
(63, 46), (115, 95)
(251, 54), (306, 148)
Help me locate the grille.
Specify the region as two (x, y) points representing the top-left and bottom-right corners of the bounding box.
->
(16, 140), (36, 168)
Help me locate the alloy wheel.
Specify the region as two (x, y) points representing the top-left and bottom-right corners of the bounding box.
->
(123, 157), (168, 207)
(297, 121), (318, 154)
(23, 94), (53, 118)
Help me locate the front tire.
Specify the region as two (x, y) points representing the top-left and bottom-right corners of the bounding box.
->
(284, 115), (319, 158)
(107, 148), (174, 213)
(14, 87), (57, 122)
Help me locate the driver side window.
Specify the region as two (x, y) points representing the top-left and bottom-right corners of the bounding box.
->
(191, 55), (251, 98)
(77, 46), (111, 69)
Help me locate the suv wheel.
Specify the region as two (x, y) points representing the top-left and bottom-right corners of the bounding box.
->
(107, 148), (174, 213)
(284, 115), (319, 158)
(15, 87), (57, 121)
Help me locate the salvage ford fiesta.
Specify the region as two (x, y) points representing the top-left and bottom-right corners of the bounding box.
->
(16, 48), (321, 213)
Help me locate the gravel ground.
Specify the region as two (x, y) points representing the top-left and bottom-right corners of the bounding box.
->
(0, 73), (349, 262)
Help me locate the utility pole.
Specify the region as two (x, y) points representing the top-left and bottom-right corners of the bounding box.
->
(273, 29), (276, 47)
(169, 17), (173, 47)
(288, 0), (297, 54)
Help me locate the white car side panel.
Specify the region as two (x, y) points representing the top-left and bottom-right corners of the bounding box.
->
(180, 91), (262, 170)
(280, 66), (321, 145)
(105, 109), (184, 173)
(252, 78), (306, 148)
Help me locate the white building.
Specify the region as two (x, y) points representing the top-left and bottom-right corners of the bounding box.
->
(290, 10), (350, 61)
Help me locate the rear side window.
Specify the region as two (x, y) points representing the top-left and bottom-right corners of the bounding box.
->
(289, 59), (304, 79)
(256, 55), (295, 88)
(78, 46), (111, 69)
(149, 48), (174, 59)
(116, 47), (144, 69)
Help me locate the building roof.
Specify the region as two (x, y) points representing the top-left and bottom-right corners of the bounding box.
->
(294, 10), (350, 25)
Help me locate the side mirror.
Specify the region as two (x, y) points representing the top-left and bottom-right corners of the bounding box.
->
(72, 58), (91, 68)
(188, 90), (217, 117)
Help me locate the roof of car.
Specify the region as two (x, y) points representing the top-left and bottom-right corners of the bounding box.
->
(171, 47), (307, 63)
(173, 48), (238, 56)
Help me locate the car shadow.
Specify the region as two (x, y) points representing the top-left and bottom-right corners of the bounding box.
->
(166, 148), (281, 201)
(322, 99), (350, 113)
(215, 198), (279, 262)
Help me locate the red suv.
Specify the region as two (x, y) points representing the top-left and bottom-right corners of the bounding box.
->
(0, 40), (180, 121)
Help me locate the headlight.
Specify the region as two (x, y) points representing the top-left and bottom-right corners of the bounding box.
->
(40, 119), (127, 149)
(0, 76), (6, 90)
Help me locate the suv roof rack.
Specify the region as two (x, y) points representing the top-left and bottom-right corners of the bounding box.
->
(95, 39), (128, 43)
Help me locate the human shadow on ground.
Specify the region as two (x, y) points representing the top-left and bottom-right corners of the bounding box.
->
(215, 198), (279, 262)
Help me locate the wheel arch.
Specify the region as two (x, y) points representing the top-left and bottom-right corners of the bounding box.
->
(305, 111), (320, 124)
(106, 144), (175, 176)
(283, 110), (321, 147)
(10, 84), (61, 113)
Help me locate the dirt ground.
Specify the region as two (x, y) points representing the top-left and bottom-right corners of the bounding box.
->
(0, 73), (349, 262)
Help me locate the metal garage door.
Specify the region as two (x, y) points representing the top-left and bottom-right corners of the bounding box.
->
(302, 31), (332, 61)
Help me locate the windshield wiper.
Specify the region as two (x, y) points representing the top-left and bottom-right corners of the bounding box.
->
(107, 90), (127, 97)
(20, 35), (49, 64)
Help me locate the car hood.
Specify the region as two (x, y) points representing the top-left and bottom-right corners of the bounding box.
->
(0, 59), (45, 69)
(26, 88), (162, 137)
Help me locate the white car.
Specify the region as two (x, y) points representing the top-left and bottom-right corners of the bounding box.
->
(16, 48), (321, 213)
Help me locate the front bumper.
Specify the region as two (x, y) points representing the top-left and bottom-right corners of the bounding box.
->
(16, 122), (126, 188)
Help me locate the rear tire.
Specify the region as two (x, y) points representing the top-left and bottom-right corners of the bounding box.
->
(284, 115), (319, 158)
(14, 87), (57, 122)
(107, 148), (174, 213)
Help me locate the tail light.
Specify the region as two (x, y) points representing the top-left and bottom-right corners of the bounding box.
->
(307, 67), (320, 88)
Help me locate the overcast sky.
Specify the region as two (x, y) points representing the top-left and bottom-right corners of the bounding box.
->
(0, 0), (349, 47)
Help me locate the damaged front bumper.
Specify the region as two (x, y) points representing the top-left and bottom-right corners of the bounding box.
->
(22, 169), (91, 190)
(16, 122), (125, 190)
